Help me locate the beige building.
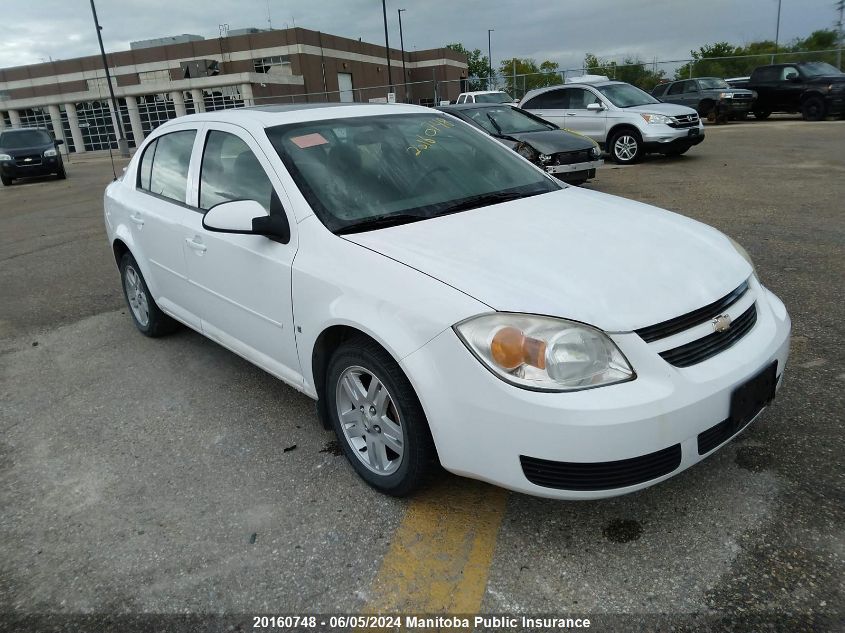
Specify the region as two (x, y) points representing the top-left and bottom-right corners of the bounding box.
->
(0, 27), (468, 153)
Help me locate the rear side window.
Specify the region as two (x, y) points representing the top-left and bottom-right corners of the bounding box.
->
(199, 130), (274, 212)
(145, 130), (197, 203)
(754, 67), (779, 82)
(138, 139), (157, 190)
(523, 89), (568, 109)
(652, 84), (668, 97)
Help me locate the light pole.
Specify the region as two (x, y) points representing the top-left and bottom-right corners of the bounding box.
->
(771, 0), (782, 63)
(398, 8), (408, 101)
(487, 29), (494, 90)
(381, 0), (394, 93)
(89, 0), (129, 157)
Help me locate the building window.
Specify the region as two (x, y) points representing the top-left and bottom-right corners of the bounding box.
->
(17, 108), (54, 135)
(59, 106), (76, 153)
(75, 101), (118, 151)
(138, 69), (172, 84)
(136, 93), (177, 135)
(253, 56), (291, 75)
(203, 86), (244, 111)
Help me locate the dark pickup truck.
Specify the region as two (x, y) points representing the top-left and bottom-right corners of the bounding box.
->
(730, 62), (845, 121)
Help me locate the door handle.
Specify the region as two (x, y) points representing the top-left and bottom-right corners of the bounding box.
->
(567, 112), (578, 116)
(185, 237), (207, 254)
(129, 213), (144, 227)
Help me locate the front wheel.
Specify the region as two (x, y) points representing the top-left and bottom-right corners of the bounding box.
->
(56, 164), (67, 180)
(0, 174), (11, 186)
(119, 252), (179, 337)
(609, 130), (642, 164)
(326, 337), (435, 496)
(801, 96), (825, 121)
(753, 110), (772, 120)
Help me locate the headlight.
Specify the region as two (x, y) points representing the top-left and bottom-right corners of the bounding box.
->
(454, 313), (635, 392)
(590, 145), (601, 159)
(44, 148), (57, 157)
(640, 113), (673, 125)
(516, 142), (538, 161)
(0, 153), (11, 161)
(728, 235), (758, 281)
(719, 92), (735, 99)
(538, 153), (553, 164)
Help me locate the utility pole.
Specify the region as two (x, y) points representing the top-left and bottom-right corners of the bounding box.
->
(772, 0), (782, 63)
(398, 9), (408, 101)
(512, 58), (516, 97)
(837, 0), (844, 70)
(381, 0), (394, 93)
(89, 0), (129, 157)
(487, 29), (494, 90)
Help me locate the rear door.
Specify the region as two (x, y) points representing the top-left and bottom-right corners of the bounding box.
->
(521, 88), (569, 127)
(562, 87), (607, 140)
(130, 125), (200, 329)
(663, 81), (686, 106)
(180, 122), (302, 387)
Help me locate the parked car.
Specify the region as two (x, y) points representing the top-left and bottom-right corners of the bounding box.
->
(104, 103), (790, 499)
(652, 77), (755, 120)
(729, 62), (845, 120)
(455, 90), (515, 104)
(0, 127), (66, 185)
(437, 103), (602, 184)
(519, 78), (704, 164)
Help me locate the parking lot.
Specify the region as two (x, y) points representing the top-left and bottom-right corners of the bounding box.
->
(1, 117), (843, 631)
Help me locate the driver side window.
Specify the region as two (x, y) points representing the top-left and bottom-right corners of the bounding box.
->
(781, 67), (799, 80)
(199, 131), (274, 212)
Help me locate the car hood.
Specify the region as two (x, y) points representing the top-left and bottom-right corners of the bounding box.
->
(624, 102), (699, 117)
(0, 145), (53, 156)
(344, 187), (750, 332)
(505, 129), (594, 154)
(808, 75), (845, 83)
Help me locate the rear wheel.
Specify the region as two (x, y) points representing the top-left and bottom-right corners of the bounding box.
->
(609, 129), (642, 164)
(801, 96), (825, 121)
(119, 252), (179, 337)
(326, 337), (435, 496)
(753, 109), (771, 120)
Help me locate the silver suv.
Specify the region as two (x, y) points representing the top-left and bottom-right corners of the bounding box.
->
(518, 78), (705, 164)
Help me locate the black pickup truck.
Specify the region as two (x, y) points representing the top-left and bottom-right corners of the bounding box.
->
(729, 62), (845, 121)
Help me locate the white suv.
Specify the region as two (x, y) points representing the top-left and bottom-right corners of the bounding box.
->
(456, 90), (514, 104)
(518, 78), (705, 164)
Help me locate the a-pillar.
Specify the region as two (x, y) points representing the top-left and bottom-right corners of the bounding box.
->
(124, 95), (145, 145)
(47, 104), (69, 156)
(171, 91), (187, 117)
(64, 103), (86, 153)
(240, 83), (255, 107)
(190, 89), (206, 113)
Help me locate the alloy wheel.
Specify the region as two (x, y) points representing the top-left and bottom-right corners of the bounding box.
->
(614, 135), (638, 162)
(123, 265), (150, 327)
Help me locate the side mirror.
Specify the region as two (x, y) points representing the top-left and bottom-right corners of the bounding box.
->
(202, 199), (290, 243)
(586, 102), (604, 112)
(55, 139), (64, 146)
(788, 74), (800, 82)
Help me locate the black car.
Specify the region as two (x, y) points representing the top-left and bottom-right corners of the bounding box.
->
(437, 104), (603, 185)
(0, 127), (66, 186)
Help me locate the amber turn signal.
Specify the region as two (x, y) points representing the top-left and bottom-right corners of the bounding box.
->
(490, 326), (547, 371)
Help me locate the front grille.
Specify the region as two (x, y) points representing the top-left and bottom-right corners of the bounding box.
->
(668, 114), (700, 128)
(731, 93), (753, 101)
(520, 444), (682, 491)
(554, 149), (593, 165)
(635, 281), (749, 343)
(697, 417), (742, 455)
(659, 303), (757, 367)
(15, 154), (42, 166)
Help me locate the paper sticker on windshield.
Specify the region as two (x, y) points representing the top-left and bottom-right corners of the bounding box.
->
(291, 133), (329, 148)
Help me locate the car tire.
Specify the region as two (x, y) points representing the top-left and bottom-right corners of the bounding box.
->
(698, 99), (715, 118)
(326, 336), (435, 496)
(753, 110), (771, 120)
(0, 175), (11, 186)
(119, 252), (179, 337)
(56, 164), (67, 180)
(801, 96), (825, 122)
(734, 112), (748, 121)
(609, 129), (642, 164)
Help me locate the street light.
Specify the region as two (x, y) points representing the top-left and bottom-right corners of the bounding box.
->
(487, 29), (494, 90)
(89, 0), (129, 157)
(771, 0), (782, 63)
(398, 8), (408, 101)
(381, 0), (394, 93)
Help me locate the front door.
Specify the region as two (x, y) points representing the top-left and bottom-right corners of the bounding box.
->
(181, 123), (302, 388)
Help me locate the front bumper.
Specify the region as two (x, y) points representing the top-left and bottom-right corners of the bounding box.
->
(545, 159), (602, 181)
(401, 280), (790, 500)
(0, 156), (62, 178)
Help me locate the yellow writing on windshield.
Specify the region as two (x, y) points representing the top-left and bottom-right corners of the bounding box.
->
(407, 117), (455, 157)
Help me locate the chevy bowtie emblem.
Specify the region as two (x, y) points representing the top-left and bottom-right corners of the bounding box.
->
(712, 314), (732, 333)
(24, 157), (32, 162)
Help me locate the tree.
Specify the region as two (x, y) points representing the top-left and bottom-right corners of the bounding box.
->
(446, 43), (490, 90)
(499, 58), (561, 97)
(582, 53), (665, 91)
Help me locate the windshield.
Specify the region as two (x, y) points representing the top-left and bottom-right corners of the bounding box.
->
(266, 113), (559, 234)
(596, 83), (660, 108)
(698, 78), (730, 89)
(475, 92), (514, 104)
(463, 106), (553, 135)
(0, 130), (53, 148)
(801, 62), (842, 77)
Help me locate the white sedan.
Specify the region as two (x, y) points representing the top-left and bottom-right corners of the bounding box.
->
(103, 104), (791, 499)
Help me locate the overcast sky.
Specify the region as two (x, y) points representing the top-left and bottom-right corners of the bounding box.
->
(2, 0), (840, 71)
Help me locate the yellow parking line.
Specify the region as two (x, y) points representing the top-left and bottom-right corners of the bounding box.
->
(362, 477), (508, 617)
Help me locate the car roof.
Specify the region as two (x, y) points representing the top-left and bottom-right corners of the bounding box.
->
(438, 103), (517, 111)
(459, 90), (509, 95)
(1, 127), (51, 133)
(520, 81), (621, 102)
(156, 102), (432, 129)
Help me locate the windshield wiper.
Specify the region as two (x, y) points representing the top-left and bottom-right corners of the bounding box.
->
(434, 190), (544, 217)
(335, 213), (426, 235)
